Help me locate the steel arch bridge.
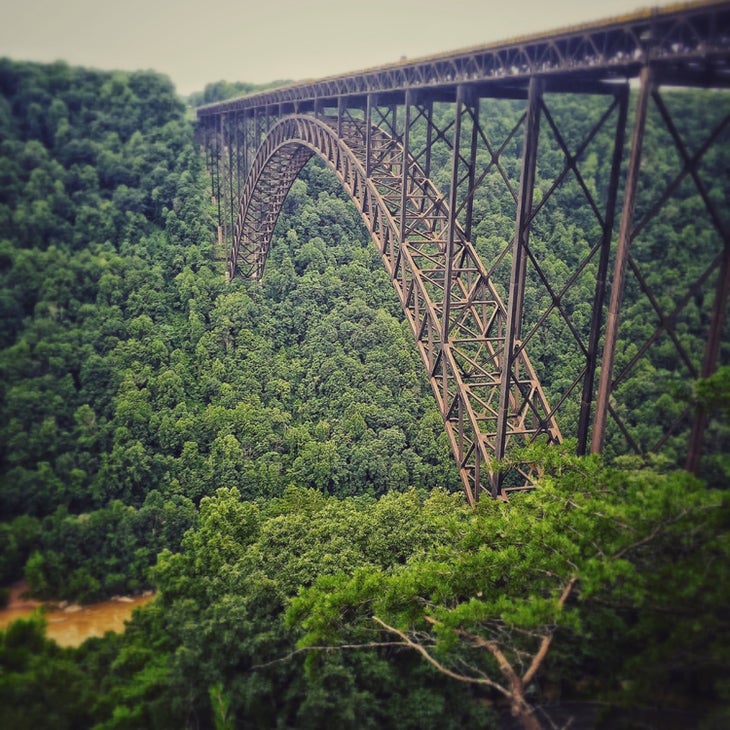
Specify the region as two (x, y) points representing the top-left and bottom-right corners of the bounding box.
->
(199, 0), (730, 503)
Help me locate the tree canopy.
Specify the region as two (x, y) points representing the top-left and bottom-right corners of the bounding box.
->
(0, 59), (728, 729)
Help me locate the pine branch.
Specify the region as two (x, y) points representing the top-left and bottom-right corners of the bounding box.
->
(372, 616), (511, 696)
(250, 640), (408, 670)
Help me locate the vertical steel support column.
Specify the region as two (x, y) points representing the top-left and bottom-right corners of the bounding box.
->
(337, 96), (344, 138)
(443, 86), (464, 353)
(241, 111), (249, 182)
(592, 66), (654, 454)
(494, 77), (543, 485)
(413, 97), (434, 218)
(443, 85), (472, 490)
(399, 91), (412, 248)
(463, 90), (479, 244)
(365, 94), (373, 177)
(215, 114), (223, 245)
(205, 118), (217, 207)
(234, 111), (241, 211)
(227, 113), (235, 253)
(255, 109), (263, 147)
(241, 111), (250, 177)
(245, 110), (256, 177)
(423, 97), (434, 183)
(686, 223), (730, 472)
(240, 112), (247, 179)
(576, 85), (629, 454)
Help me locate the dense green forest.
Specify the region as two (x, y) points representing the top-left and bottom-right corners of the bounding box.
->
(0, 59), (728, 729)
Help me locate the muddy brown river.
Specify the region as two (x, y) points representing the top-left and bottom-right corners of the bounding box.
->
(0, 582), (154, 647)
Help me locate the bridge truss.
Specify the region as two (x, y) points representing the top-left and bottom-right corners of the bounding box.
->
(199, 0), (730, 502)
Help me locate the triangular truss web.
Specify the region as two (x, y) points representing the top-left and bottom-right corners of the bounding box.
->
(200, 10), (730, 493)
(221, 111), (563, 502)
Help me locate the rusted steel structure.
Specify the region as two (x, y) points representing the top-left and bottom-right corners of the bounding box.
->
(198, 0), (730, 503)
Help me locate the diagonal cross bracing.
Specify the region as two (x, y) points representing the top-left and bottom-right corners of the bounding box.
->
(227, 114), (561, 502)
(200, 1), (730, 496)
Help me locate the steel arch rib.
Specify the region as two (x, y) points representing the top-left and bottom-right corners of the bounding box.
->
(230, 114), (561, 502)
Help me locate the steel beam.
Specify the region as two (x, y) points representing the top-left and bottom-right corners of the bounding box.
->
(686, 232), (730, 472)
(214, 116), (223, 245)
(197, 2), (730, 120)
(399, 91), (412, 247)
(200, 0), (730, 498)
(592, 66), (654, 454)
(227, 113), (235, 254)
(576, 85), (629, 454)
(462, 90), (479, 244)
(495, 77), (542, 479)
(444, 85), (464, 352)
(365, 94), (373, 176)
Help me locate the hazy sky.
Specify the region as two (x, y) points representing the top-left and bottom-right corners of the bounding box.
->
(1, 0), (675, 95)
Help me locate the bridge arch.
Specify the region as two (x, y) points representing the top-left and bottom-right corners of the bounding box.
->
(228, 114), (561, 503)
(202, 4), (730, 491)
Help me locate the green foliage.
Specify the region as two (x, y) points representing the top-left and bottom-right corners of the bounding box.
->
(1, 60), (459, 603)
(0, 614), (94, 729)
(289, 451), (729, 726)
(185, 79), (291, 108)
(127, 486), (490, 728)
(0, 58), (728, 730)
(209, 681), (234, 730)
(40, 461), (722, 728)
(696, 365), (730, 417)
(23, 495), (197, 601)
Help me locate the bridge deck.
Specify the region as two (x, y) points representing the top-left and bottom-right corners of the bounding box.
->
(198, 0), (730, 119)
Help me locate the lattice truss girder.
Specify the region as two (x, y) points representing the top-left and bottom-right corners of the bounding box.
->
(219, 71), (644, 500)
(200, 3), (730, 500)
(197, 2), (730, 119)
(353, 88), (630, 490)
(205, 82), (729, 500)
(216, 84), (633, 501)
(378, 85), (623, 454)
(222, 80), (625, 497)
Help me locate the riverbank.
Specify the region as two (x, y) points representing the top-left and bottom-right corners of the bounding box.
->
(0, 581), (155, 647)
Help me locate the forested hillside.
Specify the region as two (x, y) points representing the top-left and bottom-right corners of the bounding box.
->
(0, 60), (457, 602)
(0, 60), (728, 729)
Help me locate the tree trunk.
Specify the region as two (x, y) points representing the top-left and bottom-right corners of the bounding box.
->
(510, 680), (544, 730)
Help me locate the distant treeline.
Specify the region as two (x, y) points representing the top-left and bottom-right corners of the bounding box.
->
(186, 79), (292, 108)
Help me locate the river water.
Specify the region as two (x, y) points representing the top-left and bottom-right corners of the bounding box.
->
(0, 582), (154, 647)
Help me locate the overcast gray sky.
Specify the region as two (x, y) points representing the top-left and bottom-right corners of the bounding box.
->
(1, 0), (675, 95)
